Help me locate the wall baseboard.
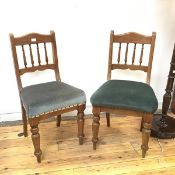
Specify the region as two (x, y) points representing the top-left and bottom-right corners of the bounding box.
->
(0, 106), (93, 122)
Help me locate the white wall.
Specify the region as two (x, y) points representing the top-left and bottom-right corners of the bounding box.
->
(0, 0), (175, 121)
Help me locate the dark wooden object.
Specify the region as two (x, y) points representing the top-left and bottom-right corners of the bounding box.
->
(10, 31), (85, 163)
(92, 31), (156, 158)
(151, 44), (175, 138)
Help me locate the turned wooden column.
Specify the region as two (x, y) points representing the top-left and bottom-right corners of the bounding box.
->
(160, 44), (175, 131)
(29, 119), (42, 163)
(77, 104), (85, 145)
(92, 107), (100, 150)
(151, 44), (175, 139)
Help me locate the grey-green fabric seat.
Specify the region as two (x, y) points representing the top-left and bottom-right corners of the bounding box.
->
(21, 81), (86, 118)
(90, 80), (158, 113)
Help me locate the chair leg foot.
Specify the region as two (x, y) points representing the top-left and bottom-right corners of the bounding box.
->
(92, 138), (98, 150)
(93, 141), (97, 150)
(141, 148), (147, 158)
(56, 115), (61, 127)
(92, 107), (100, 150)
(77, 104), (85, 145)
(141, 114), (153, 158)
(36, 154), (42, 163)
(30, 121), (42, 163)
(79, 136), (84, 145)
(23, 132), (28, 137)
(106, 112), (110, 127)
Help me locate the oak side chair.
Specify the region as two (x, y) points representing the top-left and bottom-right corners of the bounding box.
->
(9, 31), (86, 163)
(90, 31), (158, 158)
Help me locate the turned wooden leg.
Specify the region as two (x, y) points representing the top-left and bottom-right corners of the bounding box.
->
(29, 119), (42, 163)
(77, 104), (85, 145)
(106, 112), (110, 127)
(21, 105), (28, 137)
(92, 107), (100, 150)
(141, 113), (153, 158)
(140, 116), (143, 132)
(56, 115), (61, 127)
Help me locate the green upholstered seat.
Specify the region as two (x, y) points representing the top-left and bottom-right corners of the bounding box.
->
(90, 80), (158, 113)
(20, 81), (86, 118)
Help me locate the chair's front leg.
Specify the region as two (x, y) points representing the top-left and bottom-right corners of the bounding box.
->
(77, 104), (85, 145)
(140, 116), (143, 131)
(29, 119), (42, 163)
(92, 107), (100, 150)
(141, 113), (153, 158)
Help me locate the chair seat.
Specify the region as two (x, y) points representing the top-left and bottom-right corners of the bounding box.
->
(90, 80), (158, 113)
(21, 81), (86, 118)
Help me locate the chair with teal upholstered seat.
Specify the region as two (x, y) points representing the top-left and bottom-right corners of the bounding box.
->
(91, 31), (157, 158)
(10, 31), (86, 163)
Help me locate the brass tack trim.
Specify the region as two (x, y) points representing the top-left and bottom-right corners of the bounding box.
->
(32, 103), (85, 118)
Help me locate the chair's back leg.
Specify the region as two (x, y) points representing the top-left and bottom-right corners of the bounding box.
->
(21, 105), (28, 137)
(106, 112), (110, 127)
(56, 115), (61, 127)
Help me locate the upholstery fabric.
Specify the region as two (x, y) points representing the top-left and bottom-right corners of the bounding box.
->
(21, 81), (86, 118)
(90, 80), (158, 113)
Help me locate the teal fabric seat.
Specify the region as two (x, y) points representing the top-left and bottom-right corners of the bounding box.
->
(90, 80), (158, 113)
(21, 81), (86, 118)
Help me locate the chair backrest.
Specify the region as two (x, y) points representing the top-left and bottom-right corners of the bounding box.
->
(107, 31), (156, 84)
(10, 31), (60, 92)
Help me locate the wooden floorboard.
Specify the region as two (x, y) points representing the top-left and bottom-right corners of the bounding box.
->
(0, 115), (175, 174)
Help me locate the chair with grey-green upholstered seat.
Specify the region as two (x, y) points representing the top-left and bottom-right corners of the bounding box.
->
(91, 31), (158, 158)
(10, 31), (86, 163)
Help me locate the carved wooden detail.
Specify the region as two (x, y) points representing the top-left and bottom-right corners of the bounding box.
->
(77, 104), (85, 145)
(117, 43), (121, 63)
(140, 44), (144, 65)
(160, 44), (175, 131)
(30, 120), (42, 163)
(93, 31), (156, 158)
(44, 42), (49, 64)
(92, 107), (100, 150)
(36, 43), (41, 66)
(141, 114), (153, 158)
(124, 43), (129, 64)
(132, 43), (136, 65)
(10, 31), (86, 163)
(107, 31), (156, 85)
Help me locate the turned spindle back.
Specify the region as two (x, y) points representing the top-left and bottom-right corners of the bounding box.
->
(10, 31), (60, 91)
(107, 31), (156, 84)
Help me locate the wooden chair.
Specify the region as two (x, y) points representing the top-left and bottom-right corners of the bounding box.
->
(90, 31), (158, 158)
(10, 31), (86, 163)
